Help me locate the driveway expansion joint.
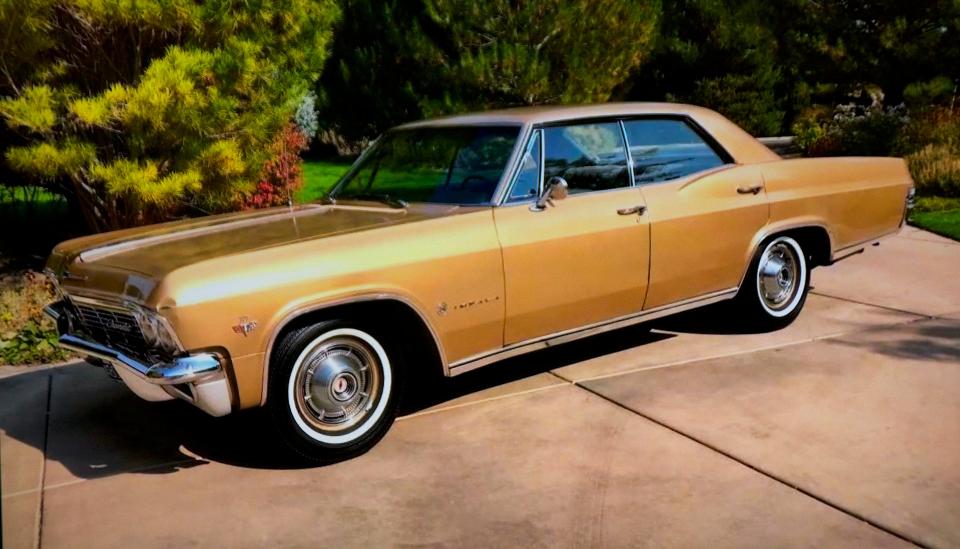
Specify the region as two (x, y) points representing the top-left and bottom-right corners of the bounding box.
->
(401, 313), (930, 420)
(548, 370), (928, 548)
(810, 290), (933, 318)
(569, 314), (928, 385)
(37, 373), (52, 549)
(398, 382), (568, 421)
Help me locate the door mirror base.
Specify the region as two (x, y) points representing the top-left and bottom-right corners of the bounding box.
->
(531, 176), (569, 211)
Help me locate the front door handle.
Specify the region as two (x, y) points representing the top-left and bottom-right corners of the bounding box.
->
(617, 205), (646, 216)
(737, 184), (764, 195)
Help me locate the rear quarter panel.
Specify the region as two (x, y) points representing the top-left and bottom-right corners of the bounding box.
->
(760, 157), (913, 253)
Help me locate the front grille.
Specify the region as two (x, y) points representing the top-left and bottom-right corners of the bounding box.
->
(71, 302), (151, 361)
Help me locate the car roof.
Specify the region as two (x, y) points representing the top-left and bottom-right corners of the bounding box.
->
(393, 102), (782, 165)
(394, 102), (716, 129)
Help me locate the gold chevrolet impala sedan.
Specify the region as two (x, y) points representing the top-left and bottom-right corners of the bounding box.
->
(44, 103), (915, 460)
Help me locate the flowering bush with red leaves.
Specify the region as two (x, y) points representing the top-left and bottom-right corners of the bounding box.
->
(244, 123), (309, 209)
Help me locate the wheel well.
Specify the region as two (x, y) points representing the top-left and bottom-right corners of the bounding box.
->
(267, 300), (445, 391)
(779, 226), (832, 268)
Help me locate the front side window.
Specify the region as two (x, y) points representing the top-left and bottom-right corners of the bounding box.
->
(331, 125), (520, 205)
(509, 130), (541, 201)
(543, 122), (629, 193)
(622, 119), (727, 184)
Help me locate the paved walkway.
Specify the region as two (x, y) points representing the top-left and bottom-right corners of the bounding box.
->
(2, 227), (958, 548)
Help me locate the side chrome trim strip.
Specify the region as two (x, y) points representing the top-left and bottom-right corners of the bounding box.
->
(259, 293), (447, 406)
(447, 287), (738, 376)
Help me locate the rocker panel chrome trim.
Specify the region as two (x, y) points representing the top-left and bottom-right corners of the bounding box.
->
(448, 287), (738, 376)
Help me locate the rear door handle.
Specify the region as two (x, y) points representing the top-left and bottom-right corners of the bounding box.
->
(737, 184), (764, 195)
(617, 205), (646, 216)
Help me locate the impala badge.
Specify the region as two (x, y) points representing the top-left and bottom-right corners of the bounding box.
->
(232, 317), (258, 336)
(106, 320), (133, 333)
(438, 296), (500, 316)
(453, 295), (500, 311)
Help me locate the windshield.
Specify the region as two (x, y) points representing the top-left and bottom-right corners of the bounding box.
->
(329, 125), (521, 205)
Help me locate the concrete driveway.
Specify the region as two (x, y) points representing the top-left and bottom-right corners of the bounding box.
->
(3, 227), (959, 548)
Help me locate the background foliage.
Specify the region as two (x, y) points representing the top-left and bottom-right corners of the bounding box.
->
(0, 0), (338, 231)
(620, 0), (784, 136)
(315, 0), (958, 162)
(0, 268), (69, 365)
(317, 0), (661, 152)
(3, 0), (957, 229)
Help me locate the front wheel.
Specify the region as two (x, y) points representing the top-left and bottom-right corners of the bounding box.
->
(268, 320), (401, 462)
(734, 235), (810, 329)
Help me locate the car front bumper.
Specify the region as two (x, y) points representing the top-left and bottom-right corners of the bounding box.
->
(44, 301), (233, 417)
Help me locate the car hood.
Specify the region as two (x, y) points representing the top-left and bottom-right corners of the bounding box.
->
(47, 202), (465, 304)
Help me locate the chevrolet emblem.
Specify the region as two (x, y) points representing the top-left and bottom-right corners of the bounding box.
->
(232, 317), (258, 336)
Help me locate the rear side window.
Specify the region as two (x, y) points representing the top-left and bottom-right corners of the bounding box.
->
(622, 119), (727, 183)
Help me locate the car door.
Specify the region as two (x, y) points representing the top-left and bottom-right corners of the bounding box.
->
(621, 117), (769, 309)
(494, 121), (651, 344)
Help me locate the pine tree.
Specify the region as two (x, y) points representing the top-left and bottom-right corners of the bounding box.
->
(623, 0), (785, 136)
(318, 0), (661, 148)
(0, 0), (339, 231)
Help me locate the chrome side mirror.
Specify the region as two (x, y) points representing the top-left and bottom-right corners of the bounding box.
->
(531, 176), (569, 211)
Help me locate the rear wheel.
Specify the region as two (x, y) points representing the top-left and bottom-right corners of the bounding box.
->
(735, 235), (809, 329)
(268, 320), (401, 462)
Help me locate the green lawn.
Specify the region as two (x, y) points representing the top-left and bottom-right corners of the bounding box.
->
(0, 185), (64, 204)
(908, 196), (960, 241)
(297, 159), (353, 203)
(298, 159), (501, 204)
(0, 186), (78, 269)
(910, 209), (960, 241)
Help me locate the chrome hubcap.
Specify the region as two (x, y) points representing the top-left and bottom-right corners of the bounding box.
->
(294, 336), (381, 433)
(758, 242), (799, 310)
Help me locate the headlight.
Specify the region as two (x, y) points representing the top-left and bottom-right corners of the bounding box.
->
(133, 308), (182, 354)
(138, 314), (160, 345)
(155, 321), (180, 354)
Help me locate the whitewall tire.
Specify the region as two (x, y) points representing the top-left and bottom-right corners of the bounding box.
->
(735, 235), (810, 329)
(269, 320), (402, 462)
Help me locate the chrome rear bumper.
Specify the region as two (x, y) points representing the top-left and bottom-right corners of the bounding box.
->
(45, 301), (233, 417)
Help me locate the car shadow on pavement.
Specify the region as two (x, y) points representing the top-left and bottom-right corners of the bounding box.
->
(1, 324), (677, 478)
(176, 324), (678, 470)
(5, 297), (955, 483)
(9, 308), (953, 479)
(647, 301), (777, 335)
(6, 296), (827, 481)
(400, 324), (675, 414)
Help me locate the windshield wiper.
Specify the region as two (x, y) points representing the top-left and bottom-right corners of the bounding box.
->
(339, 193), (408, 209)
